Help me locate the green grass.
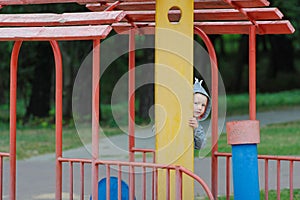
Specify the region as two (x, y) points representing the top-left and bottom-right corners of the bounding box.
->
(260, 189), (300, 200)
(198, 189), (300, 200)
(0, 125), (124, 160)
(226, 89), (300, 116)
(1, 90), (300, 159)
(1, 119), (298, 160)
(1, 90), (300, 127)
(217, 120), (300, 155)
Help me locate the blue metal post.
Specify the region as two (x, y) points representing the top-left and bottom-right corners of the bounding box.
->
(227, 120), (260, 200)
(232, 144), (260, 199)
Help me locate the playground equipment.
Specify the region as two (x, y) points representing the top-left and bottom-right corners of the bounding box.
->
(0, 0), (296, 199)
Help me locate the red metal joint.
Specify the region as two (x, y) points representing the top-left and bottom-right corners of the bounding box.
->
(222, 0), (258, 27)
(104, 1), (120, 11)
(227, 120), (260, 145)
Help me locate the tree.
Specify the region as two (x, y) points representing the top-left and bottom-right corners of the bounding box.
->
(268, 35), (295, 78)
(137, 48), (154, 121)
(24, 42), (54, 119)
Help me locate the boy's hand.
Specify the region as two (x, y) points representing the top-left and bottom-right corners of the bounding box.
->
(188, 117), (198, 129)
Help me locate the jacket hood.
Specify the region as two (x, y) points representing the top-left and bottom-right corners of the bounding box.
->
(193, 78), (211, 121)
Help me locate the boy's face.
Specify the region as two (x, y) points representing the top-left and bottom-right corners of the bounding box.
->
(193, 93), (208, 118)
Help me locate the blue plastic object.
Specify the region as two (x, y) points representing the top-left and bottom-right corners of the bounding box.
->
(232, 144), (260, 200)
(90, 176), (130, 200)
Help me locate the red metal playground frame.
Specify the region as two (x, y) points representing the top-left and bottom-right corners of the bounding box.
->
(0, 0), (297, 200)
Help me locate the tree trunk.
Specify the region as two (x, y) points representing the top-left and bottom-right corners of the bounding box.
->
(60, 41), (92, 119)
(138, 84), (154, 119)
(232, 35), (248, 92)
(137, 48), (154, 120)
(268, 35), (295, 78)
(25, 42), (54, 118)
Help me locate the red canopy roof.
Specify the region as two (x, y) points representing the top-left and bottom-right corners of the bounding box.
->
(0, 0), (295, 39)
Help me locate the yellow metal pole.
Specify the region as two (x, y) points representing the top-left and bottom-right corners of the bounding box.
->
(155, 0), (194, 199)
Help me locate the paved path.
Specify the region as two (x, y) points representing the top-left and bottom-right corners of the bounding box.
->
(2, 107), (300, 199)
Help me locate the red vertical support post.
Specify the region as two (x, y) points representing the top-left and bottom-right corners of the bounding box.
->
(226, 156), (231, 200)
(277, 160), (281, 200)
(142, 153), (146, 200)
(128, 28), (135, 162)
(106, 165), (111, 200)
(210, 31), (219, 200)
(289, 161), (294, 200)
(51, 40), (63, 200)
(128, 28), (136, 200)
(175, 167), (182, 200)
(194, 27), (219, 198)
(69, 162), (74, 200)
(92, 39), (100, 200)
(80, 162), (85, 200)
(265, 159), (269, 200)
(166, 169), (170, 200)
(10, 41), (22, 200)
(226, 26), (260, 200)
(249, 25), (256, 120)
(0, 157), (2, 199)
(118, 165), (122, 200)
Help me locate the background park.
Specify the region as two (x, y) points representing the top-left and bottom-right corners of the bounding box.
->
(0, 1), (299, 199)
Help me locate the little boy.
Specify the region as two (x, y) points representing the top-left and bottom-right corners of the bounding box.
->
(188, 78), (211, 149)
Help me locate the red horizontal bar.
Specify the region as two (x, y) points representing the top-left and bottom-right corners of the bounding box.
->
(195, 0), (270, 8)
(196, 7), (282, 20)
(112, 20), (294, 35)
(131, 147), (155, 153)
(0, 152), (10, 157)
(58, 157), (92, 163)
(258, 155), (300, 161)
(96, 159), (173, 169)
(123, 8), (282, 22)
(215, 152), (300, 161)
(214, 152), (232, 157)
(0, 0), (101, 5)
(87, 0), (269, 11)
(194, 20), (294, 34)
(0, 25), (112, 41)
(86, 2), (156, 12)
(0, 11), (125, 26)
